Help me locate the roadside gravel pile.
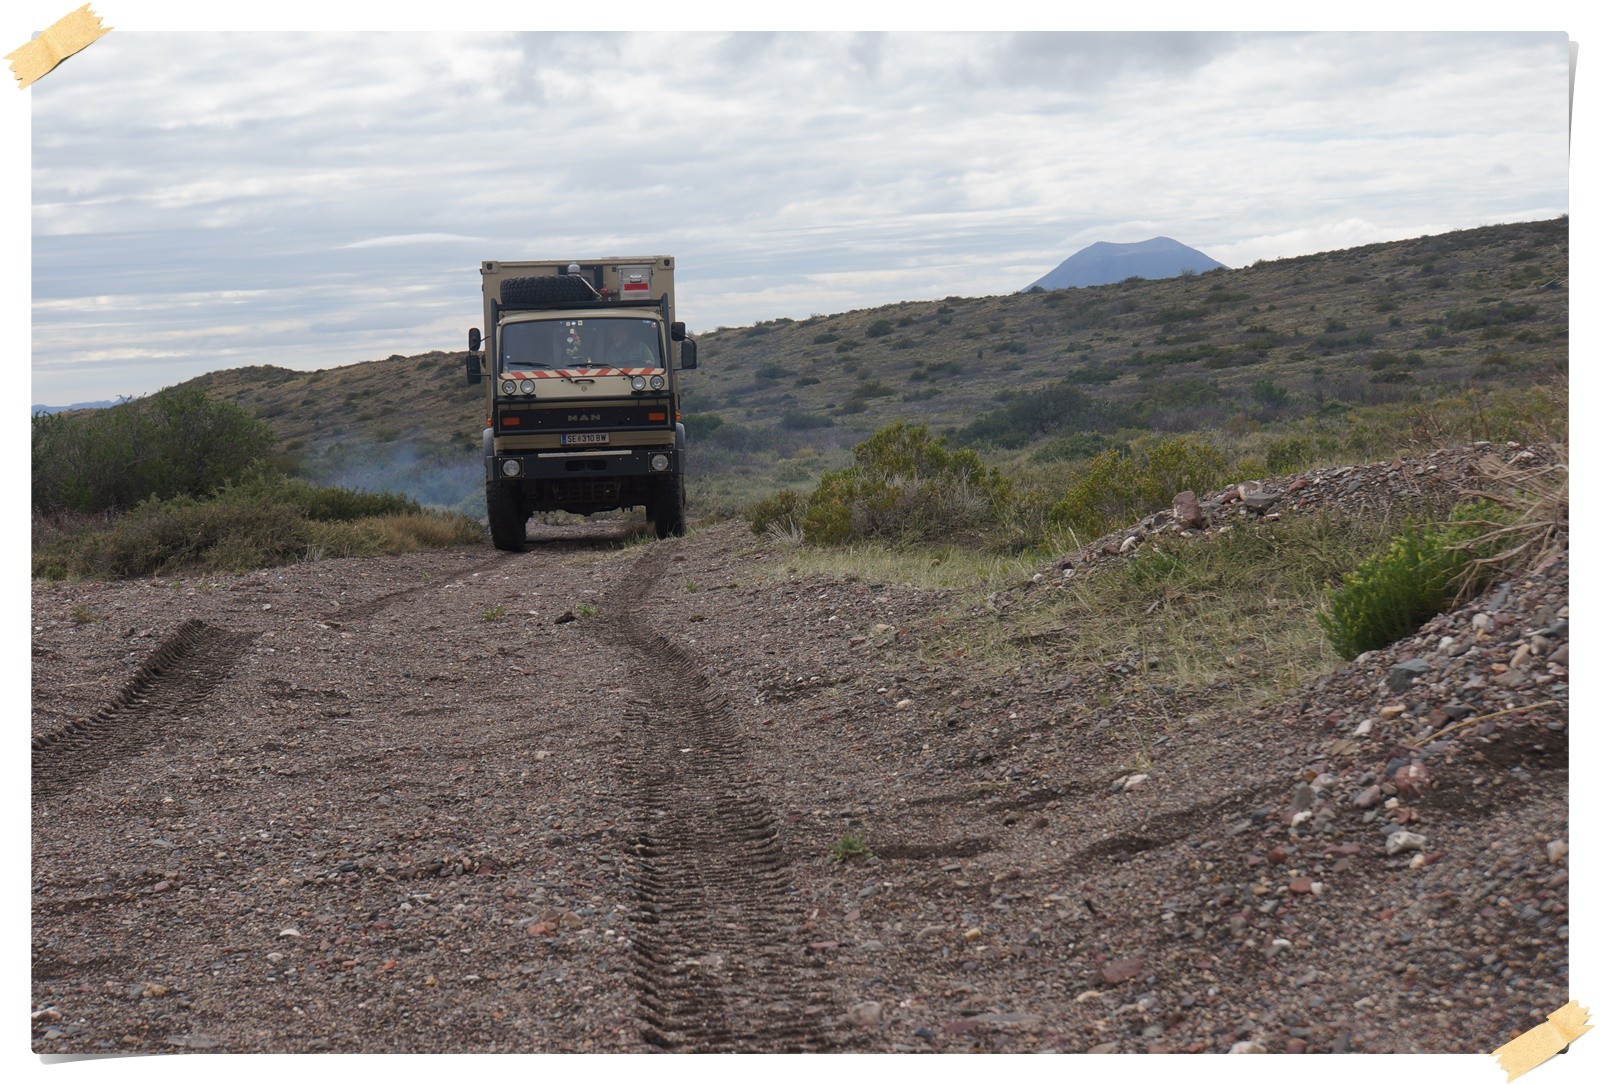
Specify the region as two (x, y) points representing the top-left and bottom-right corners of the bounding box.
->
(32, 445), (1568, 1055)
(1055, 442), (1554, 576)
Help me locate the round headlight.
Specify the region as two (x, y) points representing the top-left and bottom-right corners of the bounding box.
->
(649, 375), (665, 390)
(631, 375), (647, 391)
(650, 453), (670, 472)
(502, 459), (522, 477)
(519, 378), (535, 395)
(500, 379), (517, 395)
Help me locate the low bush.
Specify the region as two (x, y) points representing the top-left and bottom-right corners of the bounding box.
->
(796, 422), (1011, 545)
(957, 380), (1122, 448)
(1264, 435), (1316, 474)
(745, 489), (808, 537)
(1048, 436), (1228, 540)
(33, 472), (478, 580)
(1445, 301), (1538, 331)
(780, 408), (833, 430)
(33, 386), (275, 514)
(1317, 502), (1507, 659)
(221, 470), (421, 521)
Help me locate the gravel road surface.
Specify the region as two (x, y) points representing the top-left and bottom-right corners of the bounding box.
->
(32, 466), (1571, 1056)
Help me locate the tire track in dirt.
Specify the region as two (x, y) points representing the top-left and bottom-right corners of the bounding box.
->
(331, 552), (523, 621)
(32, 619), (256, 801)
(598, 546), (843, 1052)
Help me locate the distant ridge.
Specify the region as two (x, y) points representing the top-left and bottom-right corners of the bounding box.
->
(1026, 237), (1227, 291)
(32, 399), (121, 416)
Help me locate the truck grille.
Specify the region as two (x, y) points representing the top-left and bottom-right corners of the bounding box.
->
(546, 478), (621, 503)
(499, 402), (670, 433)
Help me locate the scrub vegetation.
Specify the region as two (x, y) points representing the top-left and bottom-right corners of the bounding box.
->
(32, 389), (480, 580)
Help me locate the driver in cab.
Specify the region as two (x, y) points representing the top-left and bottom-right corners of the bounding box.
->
(594, 321), (660, 366)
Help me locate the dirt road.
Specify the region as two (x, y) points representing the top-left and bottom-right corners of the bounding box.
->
(31, 515), (1570, 1054)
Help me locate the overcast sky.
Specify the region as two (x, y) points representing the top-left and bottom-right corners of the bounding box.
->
(15, 17), (1578, 406)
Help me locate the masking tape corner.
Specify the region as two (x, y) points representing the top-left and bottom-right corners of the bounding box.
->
(1493, 1001), (1591, 1081)
(6, 5), (111, 90)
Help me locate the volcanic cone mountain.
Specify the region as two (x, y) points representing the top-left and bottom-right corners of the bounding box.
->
(1027, 236), (1226, 290)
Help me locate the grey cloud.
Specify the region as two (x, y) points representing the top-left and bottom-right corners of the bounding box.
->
(962, 31), (1242, 92)
(308, 313), (440, 334)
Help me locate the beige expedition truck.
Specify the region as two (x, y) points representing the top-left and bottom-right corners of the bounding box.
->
(465, 256), (699, 550)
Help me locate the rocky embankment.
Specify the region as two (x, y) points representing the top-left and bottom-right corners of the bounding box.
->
(1057, 441), (1552, 572)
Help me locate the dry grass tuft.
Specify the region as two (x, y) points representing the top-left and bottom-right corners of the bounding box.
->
(1453, 444), (1568, 589)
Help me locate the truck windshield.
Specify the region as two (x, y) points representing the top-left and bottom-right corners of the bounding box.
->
(500, 317), (662, 371)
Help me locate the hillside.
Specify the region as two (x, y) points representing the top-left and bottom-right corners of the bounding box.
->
(175, 217), (1568, 515)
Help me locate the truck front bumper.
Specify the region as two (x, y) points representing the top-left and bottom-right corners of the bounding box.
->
(493, 446), (673, 481)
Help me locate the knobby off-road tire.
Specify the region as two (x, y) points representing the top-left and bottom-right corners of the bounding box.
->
(500, 274), (599, 307)
(486, 478), (527, 552)
(651, 471), (686, 540)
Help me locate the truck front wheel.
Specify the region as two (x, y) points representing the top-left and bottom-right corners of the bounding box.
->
(650, 472), (686, 540)
(486, 479), (527, 551)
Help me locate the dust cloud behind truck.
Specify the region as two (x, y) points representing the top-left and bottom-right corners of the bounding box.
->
(466, 257), (698, 550)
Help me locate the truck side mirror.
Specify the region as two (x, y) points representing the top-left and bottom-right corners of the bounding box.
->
(671, 321), (687, 342)
(678, 339), (698, 370)
(468, 328), (482, 352)
(465, 354), (482, 385)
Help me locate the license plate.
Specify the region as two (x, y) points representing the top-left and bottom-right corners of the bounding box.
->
(562, 432), (610, 446)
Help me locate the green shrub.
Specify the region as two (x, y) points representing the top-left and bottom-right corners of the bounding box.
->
(1142, 436), (1228, 501)
(32, 471), (475, 580)
(780, 408), (833, 430)
(1317, 502), (1507, 659)
(33, 386), (275, 514)
(1264, 436), (1315, 474)
(957, 380), (1123, 448)
(221, 470), (421, 521)
(1445, 301), (1538, 331)
(701, 420), (767, 451)
(1048, 437), (1228, 539)
(1250, 379), (1291, 407)
(682, 412), (725, 439)
(1028, 432), (1120, 464)
(801, 422), (1011, 545)
(745, 489), (808, 536)
(1048, 450), (1142, 540)
(831, 831), (871, 862)
(865, 319), (895, 338)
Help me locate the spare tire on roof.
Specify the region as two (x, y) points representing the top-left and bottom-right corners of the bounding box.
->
(500, 274), (599, 307)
